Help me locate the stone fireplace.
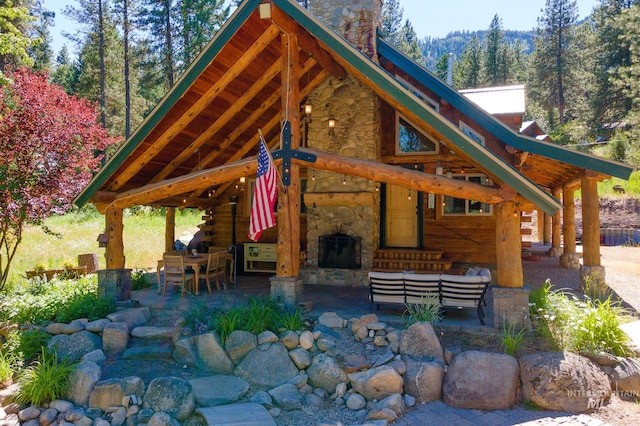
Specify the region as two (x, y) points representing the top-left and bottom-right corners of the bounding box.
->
(318, 233), (362, 269)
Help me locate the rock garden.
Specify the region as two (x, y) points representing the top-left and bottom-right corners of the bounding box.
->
(2, 286), (640, 426)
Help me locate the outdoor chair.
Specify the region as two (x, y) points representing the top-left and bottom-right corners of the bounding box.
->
(162, 254), (195, 296)
(202, 251), (220, 293)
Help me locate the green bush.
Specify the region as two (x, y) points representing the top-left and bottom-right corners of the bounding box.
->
(276, 306), (306, 331)
(131, 269), (153, 291)
(15, 349), (74, 407)
(182, 298), (214, 334)
(403, 295), (442, 325)
(11, 329), (52, 365)
(214, 308), (243, 344)
(0, 349), (17, 387)
(54, 293), (115, 323)
(241, 297), (278, 335)
(500, 321), (526, 357)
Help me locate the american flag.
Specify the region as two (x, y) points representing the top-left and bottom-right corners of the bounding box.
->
(248, 137), (277, 241)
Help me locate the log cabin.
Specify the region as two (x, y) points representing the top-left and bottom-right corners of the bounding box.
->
(74, 0), (634, 327)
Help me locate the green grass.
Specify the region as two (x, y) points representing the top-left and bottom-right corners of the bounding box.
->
(500, 321), (526, 357)
(10, 206), (202, 284)
(14, 349), (74, 407)
(597, 171), (640, 196)
(403, 295), (443, 325)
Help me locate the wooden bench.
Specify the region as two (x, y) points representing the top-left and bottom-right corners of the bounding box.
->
(368, 269), (491, 324)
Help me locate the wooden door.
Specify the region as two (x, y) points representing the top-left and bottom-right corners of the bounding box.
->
(385, 184), (419, 247)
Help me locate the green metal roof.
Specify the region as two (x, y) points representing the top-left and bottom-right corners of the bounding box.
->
(376, 36), (635, 181)
(74, 0), (262, 207)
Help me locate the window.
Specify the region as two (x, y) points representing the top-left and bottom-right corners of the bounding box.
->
(396, 115), (438, 155)
(459, 121), (485, 146)
(442, 174), (492, 216)
(396, 75), (439, 112)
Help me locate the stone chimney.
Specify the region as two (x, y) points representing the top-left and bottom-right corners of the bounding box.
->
(309, 0), (382, 59)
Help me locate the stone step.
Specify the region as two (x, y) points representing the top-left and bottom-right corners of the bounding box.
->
(196, 402), (276, 425)
(372, 259), (453, 272)
(122, 345), (173, 360)
(131, 326), (174, 339)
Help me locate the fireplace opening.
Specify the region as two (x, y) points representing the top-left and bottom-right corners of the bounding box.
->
(318, 233), (361, 269)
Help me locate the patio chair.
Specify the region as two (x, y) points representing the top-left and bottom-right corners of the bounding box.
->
(162, 254), (195, 296)
(202, 251), (220, 293)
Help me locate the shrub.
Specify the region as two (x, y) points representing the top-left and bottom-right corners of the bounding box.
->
(55, 292), (115, 323)
(241, 297), (279, 335)
(500, 321), (526, 357)
(15, 349), (74, 407)
(131, 269), (152, 291)
(214, 308), (243, 344)
(11, 329), (52, 365)
(0, 350), (17, 387)
(182, 298), (214, 334)
(403, 295), (442, 325)
(276, 306), (306, 331)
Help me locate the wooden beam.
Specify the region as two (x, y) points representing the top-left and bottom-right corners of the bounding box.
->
(495, 201), (523, 288)
(294, 147), (506, 204)
(276, 32), (301, 278)
(165, 207), (175, 254)
(105, 207), (125, 269)
(270, 6), (347, 79)
(109, 157), (259, 210)
(581, 173), (601, 266)
(304, 192), (374, 207)
(109, 25), (281, 191)
(551, 187), (562, 251)
(562, 186), (576, 255)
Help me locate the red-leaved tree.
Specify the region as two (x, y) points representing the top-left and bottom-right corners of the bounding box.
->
(0, 68), (119, 290)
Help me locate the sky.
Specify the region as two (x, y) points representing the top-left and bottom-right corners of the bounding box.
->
(49, 0), (601, 58)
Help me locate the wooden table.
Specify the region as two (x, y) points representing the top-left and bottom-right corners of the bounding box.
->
(181, 254), (209, 295)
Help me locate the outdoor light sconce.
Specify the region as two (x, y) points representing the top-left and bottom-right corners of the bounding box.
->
(303, 99), (313, 123)
(435, 160), (444, 176)
(328, 114), (336, 136)
(235, 176), (246, 191)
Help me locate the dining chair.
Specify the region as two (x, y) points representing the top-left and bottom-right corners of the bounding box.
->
(203, 251), (221, 292)
(162, 254), (195, 296)
(214, 249), (228, 290)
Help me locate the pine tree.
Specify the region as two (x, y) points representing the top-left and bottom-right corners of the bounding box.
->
(380, 0), (403, 46)
(0, 0), (37, 81)
(453, 35), (482, 89)
(178, 0), (229, 69)
(397, 20), (425, 65)
(484, 15), (505, 86)
(50, 45), (79, 94)
(528, 0), (579, 125)
(139, 0), (176, 90)
(28, 0), (54, 72)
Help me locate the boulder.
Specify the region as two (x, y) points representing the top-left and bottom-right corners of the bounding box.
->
(378, 393), (405, 415)
(611, 357), (640, 393)
(189, 375), (250, 406)
(102, 322), (129, 357)
(257, 330), (278, 344)
(47, 330), (102, 363)
(225, 330), (257, 364)
(44, 323), (66, 335)
(67, 361), (102, 406)
(250, 390), (273, 408)
(520, 352), (611, 413)
(318, 312), (345, 329)
(106, 307), (151, 329)
(348, 365), (404, 401)
(268, 383), (302, 411)
(403, 357), (444, 403)
(173, 336), (198, 367)
(85, 319), (111, 333)
(89, 377), (145, 409)
(194, 332), (235, 374)
(143, 377), (195, 421)
(288, 348), (312, 370)
(299, 330), (314, 350)
(234, 342), (299, 387)
(346, 393), (366, 411)
(280, 330), (299, 350)
(147, 412), (179, 426)
(306, 353), (348, 394)
(81, 349), (106, 364)
(38, 408), (58, 426)
(62, 319), (88, 334)
(398, 322), (444, 363)
(443, 351), (518, 410)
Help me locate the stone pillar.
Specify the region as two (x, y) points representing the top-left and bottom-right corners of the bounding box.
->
(98, 269), (132, 301)
(270, 275), (303, 308)
(560, 186), (579, 269)
(493, 287), (531, 331)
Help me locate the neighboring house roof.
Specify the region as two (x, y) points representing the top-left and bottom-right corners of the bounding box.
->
(75, 0), (632, 217)
(460, 85), (525, 115)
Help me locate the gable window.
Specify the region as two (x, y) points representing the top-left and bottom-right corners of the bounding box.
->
(396, 75), (439, 112)
(442, 174), (492, 216)
(396, 115), (438, 155)
(459, 121), (485, 146)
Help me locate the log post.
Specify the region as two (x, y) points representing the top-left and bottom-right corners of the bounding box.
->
(560, 186), (579, 269)
(536, 208), (544, 242)
(580, 172), (606, 296)
(105, 206), (125, 269)
(165, 207), (176, 253)
(543, 211), (552, 245)
(495, 201), (523, 288)
(550, 187), (562, 256)
(271, 32), (302, 307)
(493, 201), (530, 330)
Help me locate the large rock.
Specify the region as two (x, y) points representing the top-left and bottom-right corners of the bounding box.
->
(102, 322), (129, 357)
(47, 330), (102, 363)
(306, 353), (348, 394)
(143, 377), (195, 421)
(173, 336), (198, 367)
(195, 332), (235, 374)
(398, 322), (444, 362)
(67, 361), (102, 406)
(225, 330), (257, 364)
(189, 375), (250, 406)
(443, 351), (519, 410)
(106, 307), (151, 329)
(289, 348), (312, 370)
(89, 377), (145, 409)
(402, 357), (444, 403)
(131, 326), (173, 339)
(611, 358), (640, 393)
(317, 312), (345, 329)
(234, 342), (299, 387)
(268, 384), (302, 411)
(520, 352), (612, 413)
(147, 412), (179, 426)
(348, 365), (404, 401)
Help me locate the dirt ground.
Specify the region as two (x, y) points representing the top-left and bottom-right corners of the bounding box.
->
(576, 196), (640, 230)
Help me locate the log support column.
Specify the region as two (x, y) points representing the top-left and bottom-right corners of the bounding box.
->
(549, 188), (562, 257)
(579, 173), (607, 298)
(560, 186), (579, 269)
(165, 207), (176, 253)
(99, 206), (131, 301)
(271, 32), (303, 308)
(493, 201), (530, 330)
